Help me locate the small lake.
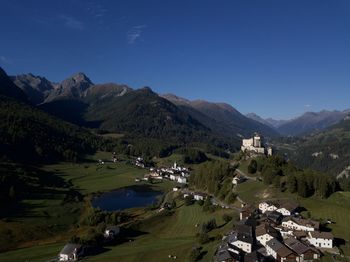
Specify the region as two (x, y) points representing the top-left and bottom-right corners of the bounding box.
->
(92, 186), (163, 211)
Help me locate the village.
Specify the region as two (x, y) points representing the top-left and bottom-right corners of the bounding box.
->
(214, 199), (336, 262)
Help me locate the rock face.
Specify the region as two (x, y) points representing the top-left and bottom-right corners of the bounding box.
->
(11, 73), (54, 104)
(0, 67), (28, 102)
(45, 73), (94, 102)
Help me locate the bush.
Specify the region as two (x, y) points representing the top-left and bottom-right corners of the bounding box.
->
(198, 233), (210, 244)
(247, 159), (257, 174)
(201, 218), (217, 233)
(222, 214), (232, 223)
(189, 247), (201, 262)
(197, 199), (204, 206)
(185, 195), (194, 206)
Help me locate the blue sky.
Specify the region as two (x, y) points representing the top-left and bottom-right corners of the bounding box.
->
(0, 0), (349, 119)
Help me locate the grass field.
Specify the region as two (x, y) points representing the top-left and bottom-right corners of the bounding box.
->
(0, 201), (236, 262)
(87, 201), (236, 262)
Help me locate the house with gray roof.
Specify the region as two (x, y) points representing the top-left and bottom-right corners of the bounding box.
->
(58, 243), (85, 261)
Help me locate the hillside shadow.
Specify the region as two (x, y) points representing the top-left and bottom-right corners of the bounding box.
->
(334, 238), (346, 247)
(0, 166), (82, 219)
(39, 99), (102, 128)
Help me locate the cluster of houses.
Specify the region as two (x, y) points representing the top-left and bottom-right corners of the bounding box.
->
(215, 200), (335, 262)
(58, 226), (120, 261)
(241, 133), (273, 156)
(136, 161), (190, 184)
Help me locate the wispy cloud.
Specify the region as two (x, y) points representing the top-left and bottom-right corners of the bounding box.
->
(59, 15), (84, 30)
(127, 25), (147, 44)
(304, 104), (312, 108)
(0, 56), (12, 65)
(86, 2), (108, 19)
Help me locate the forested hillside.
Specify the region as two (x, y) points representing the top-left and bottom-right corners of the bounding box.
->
(289, 116), (350, 175)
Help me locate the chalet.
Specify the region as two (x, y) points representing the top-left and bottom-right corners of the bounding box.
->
(264, 210), (283, 225)
(259, 201), (279, 213)
(307, 231), (334, 249)
(193, 192), (206, 201)
(173, 186), (180, 192)
(215, 243), (241, 262)
(232, 174), (246, 185)
(274, 226), (294, 238)
(169, 174), (177, 181)
(135, 157), (145, 168)
(240, 205), (256, 220)
(58, 243), (85, 261)
(266, 238), (297, 262)
(284, 237), (320, 262)
(177, 176), (187, 184)
(293, 231), (308, 240)
(282, 217), (319, 232)
(276, 202), (299, 216)
(228, 225), (254, 254)
(256, 223), (281, 247)
(228, 231), (254, 254)
(104, 225), (120, 239)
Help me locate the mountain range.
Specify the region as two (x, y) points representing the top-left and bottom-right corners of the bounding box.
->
(2, 66), (350, 174)
(246, 110), (350, 137)
(6, 70), (279, 143)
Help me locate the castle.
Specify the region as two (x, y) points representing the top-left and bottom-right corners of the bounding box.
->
(241, 133), (272, 156)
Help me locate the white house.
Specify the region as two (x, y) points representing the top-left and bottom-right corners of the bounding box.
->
(58, 243), (84, 261)
(266, 238), (296, 262)
(173, 187), (180, 192)
(259, 201), (279, 213)
(169, 174), (177, 181)
(232, 175), (245, 185)
(193, 192), (206, 201)
(276, 202), (299, 216)
(307, 231), (334, 248)
(255, 223), (280, 247)
(282, 217), (319, 232)
(104, 226), (120, 239)
(177, 176), (187, 184)
(228, 232), (253, 254)
(266, 238), (283, 259)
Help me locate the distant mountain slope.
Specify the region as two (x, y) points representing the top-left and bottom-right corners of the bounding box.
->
(163, 94), (279, 138)
(0, 67), (28, 102)
(289, 115), (350, 174)
(0, 68), (100, 163)
(246, 113), (288, 129)
(277, 110), (348, 136)
(11, 73), (54, 104)
(85, 88), (211, 143)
